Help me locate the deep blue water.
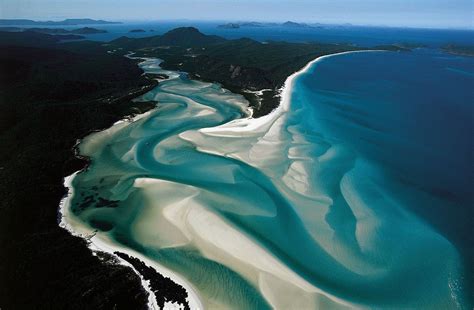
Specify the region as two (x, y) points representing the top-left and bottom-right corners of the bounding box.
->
(296, 50), (474, 199)
(292, 50), (474, 304)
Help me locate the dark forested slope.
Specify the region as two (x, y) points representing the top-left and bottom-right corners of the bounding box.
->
(0, 39), (158, 309)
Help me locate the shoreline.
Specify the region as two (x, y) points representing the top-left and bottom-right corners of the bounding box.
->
(200, 50), (384, 137)
(59, 147), (203, 310)
(281, 50), (386, 112)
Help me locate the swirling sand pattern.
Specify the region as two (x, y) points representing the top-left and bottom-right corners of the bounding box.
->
(66, 55), (467, 309)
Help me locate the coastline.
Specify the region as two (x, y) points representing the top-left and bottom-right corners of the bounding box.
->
(200, 50), (384, 138)
(280, 50), (386, 112)
(60, 173), (162, 309)
(59, 176), (203, 310)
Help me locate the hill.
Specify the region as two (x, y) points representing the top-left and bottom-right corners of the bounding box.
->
(71, 27), (107, 34)
(155, 27), (225, 46)
(282, 21), (312, 28)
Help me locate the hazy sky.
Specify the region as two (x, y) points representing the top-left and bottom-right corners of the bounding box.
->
(0, 0), (472, 29)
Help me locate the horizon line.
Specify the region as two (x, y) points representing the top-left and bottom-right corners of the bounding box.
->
(1, 17), (473, 31)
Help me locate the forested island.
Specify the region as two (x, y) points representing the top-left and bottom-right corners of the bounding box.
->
(442, 44), (474, 57)
(218, 21), (322, 29)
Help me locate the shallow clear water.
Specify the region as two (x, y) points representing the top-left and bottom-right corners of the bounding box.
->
(67, 51), (473, 309)
(293, 50), (474, 249)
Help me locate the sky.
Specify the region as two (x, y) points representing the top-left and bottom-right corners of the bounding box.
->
(0, 0), (472, 29)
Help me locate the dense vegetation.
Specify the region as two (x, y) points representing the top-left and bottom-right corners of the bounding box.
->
(0, 40), (159, 309)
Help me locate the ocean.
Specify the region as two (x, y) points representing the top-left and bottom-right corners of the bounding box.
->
(60, 25), (474, 309)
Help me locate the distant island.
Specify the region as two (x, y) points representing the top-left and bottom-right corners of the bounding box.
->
(240, 21), (267, 27)
(71, 27), (107, 34)
(218, 23), (240, 29)
(282, 21), (312, 28)
(218, 21), (317, 29)
(129, 29), (146, 33)
(442, 44), (474, 57)
(0, 18), (120, 26)
(218, 21), (267, 28)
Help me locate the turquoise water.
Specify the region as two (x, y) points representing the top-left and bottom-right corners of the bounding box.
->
(67, 51), (473, 309)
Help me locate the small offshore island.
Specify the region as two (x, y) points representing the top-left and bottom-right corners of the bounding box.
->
(218, 21), (322, 29)
(1, 20), (473, 310)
